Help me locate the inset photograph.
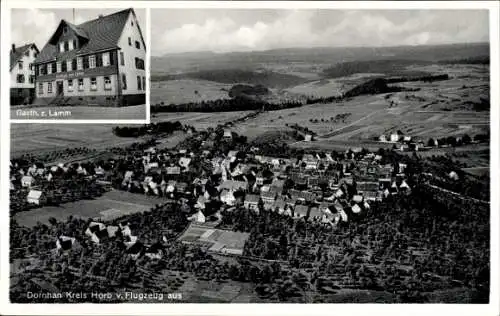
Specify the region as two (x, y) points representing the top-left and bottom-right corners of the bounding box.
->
(10, 8), (147, 121)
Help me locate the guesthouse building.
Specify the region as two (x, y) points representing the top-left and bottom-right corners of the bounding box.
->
(33, 8), (146, 107)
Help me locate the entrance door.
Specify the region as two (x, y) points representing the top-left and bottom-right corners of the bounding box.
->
(56, 81), (64, 96)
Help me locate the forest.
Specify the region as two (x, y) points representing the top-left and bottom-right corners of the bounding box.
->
(112, 121), (185, 138)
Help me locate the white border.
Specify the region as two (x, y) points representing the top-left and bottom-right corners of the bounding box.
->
(1, 1), (499, 316)
(3, 4), (150, 124)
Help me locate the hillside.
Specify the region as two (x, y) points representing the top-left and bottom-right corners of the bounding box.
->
(151, 69), (307, 89)
(343, 78), (412, 98)
(228, 84), (271, 99)
(151, 42), (489, 75)
(322, 60), (432, 79)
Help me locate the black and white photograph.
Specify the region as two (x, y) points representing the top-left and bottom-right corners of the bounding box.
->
(1, 1), (499, 315)
(9, 8), (147, 121)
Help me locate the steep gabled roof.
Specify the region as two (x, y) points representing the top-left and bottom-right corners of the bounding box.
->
(35, 8), (142, 64)
(10, 43), (38, 71)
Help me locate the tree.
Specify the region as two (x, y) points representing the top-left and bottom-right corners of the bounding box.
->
(48, 217), (58, 226)
(462, 134), (472, 144)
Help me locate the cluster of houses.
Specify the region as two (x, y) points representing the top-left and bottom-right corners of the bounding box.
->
(10, 161), (97, 206)
(57, 220), (164, 260)
(379, 132), (429, 152)
(11, 137), (414, 230)
(111, 143), (413, 227)
(191, 150), (411, 226)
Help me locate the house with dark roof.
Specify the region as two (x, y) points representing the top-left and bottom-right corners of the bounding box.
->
(10, 43), (39, 105)
(33, 8), (146, 107)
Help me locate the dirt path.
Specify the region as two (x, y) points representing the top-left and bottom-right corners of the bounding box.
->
(319, 109), (384, 139)
(424, 183), (489, 205)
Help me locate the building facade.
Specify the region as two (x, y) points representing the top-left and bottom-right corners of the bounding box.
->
(10, 43), (39, 105)
(33, 8), (146, 107)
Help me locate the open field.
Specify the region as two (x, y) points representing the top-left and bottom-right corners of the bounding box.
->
(150, 54), (489, 151)
(151, 111), (252, 130)
(11, 104), (147, 121)
(164, 64), (488, 150)
(11, 124), (146, 157)
(13, 190), (163, 227)
(151, 79), (232, 104)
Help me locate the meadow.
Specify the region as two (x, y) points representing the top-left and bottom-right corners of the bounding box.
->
(10, 124), (143, 157)
(13, 190), (162, 228)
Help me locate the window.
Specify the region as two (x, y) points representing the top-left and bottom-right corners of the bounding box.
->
(78, 78), (84, 91)
(120, 52), (124, 66)
(40, 64), (47, 75)
(83, 56), (89, 69)
(104, 76), (111, 90)
(48, 82), (53, 93)
(131, 20), (134, 26)
(137, 76), (142, 90)
(90, 77), (97, 90)
(64, 41), (69, 52)
(51, 62), (56, 73)
(68, 79), (74, 91)
(109, 51), (115, 65)
(25, 50), (30, 57)
(18, 61), (23, 70)
(68, 40), (73, 51)
(56, 62), (61, 73)
(89, 55), (96, 68)
(47, 63), (52, 74)
(29, 63), (33, 71)
(135, 57), (144, 70)
(71, 59), (77, 71)
(63, 26), (68, 34)
(34, 52), (38, 58)
(59, 42), (64, 53)
(16, 74), (25, 83)
(38, 82), (43, 95)
(102, 52), (110, 66)
(128, 37), (132, 46)
(142, 76), (146, 91)
(96, 53), (103, 67)
(135, 41), (140, 49)
(77, 57), (83, 70)
(121, 74), (127, 90)
(61, 61), (67, 72)
(29, 75), (35, 84)
(73, 39), (77, 50)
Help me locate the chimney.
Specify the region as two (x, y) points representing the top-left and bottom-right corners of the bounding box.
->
(11, 44), (15, 53)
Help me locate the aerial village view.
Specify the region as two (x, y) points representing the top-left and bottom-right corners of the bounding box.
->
(8, 8), (492, 304)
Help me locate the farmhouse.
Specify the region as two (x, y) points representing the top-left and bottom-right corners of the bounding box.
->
(390, 133), (400, 142)
(21, 175), (34, 188)
(27, 190), (45, 205)
(10, 43), (39, 105)
(188, 209), (206, 223)
(33, 8), (146, 107)
(56, 236), (76, 251)
(244, 194), (260, 211)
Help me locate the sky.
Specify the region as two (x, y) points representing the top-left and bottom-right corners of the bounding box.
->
(11, 8), (146, 50)
(151, 9), (489, 56)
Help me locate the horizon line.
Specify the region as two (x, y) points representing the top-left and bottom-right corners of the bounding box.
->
(152, 41), (490, 57)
